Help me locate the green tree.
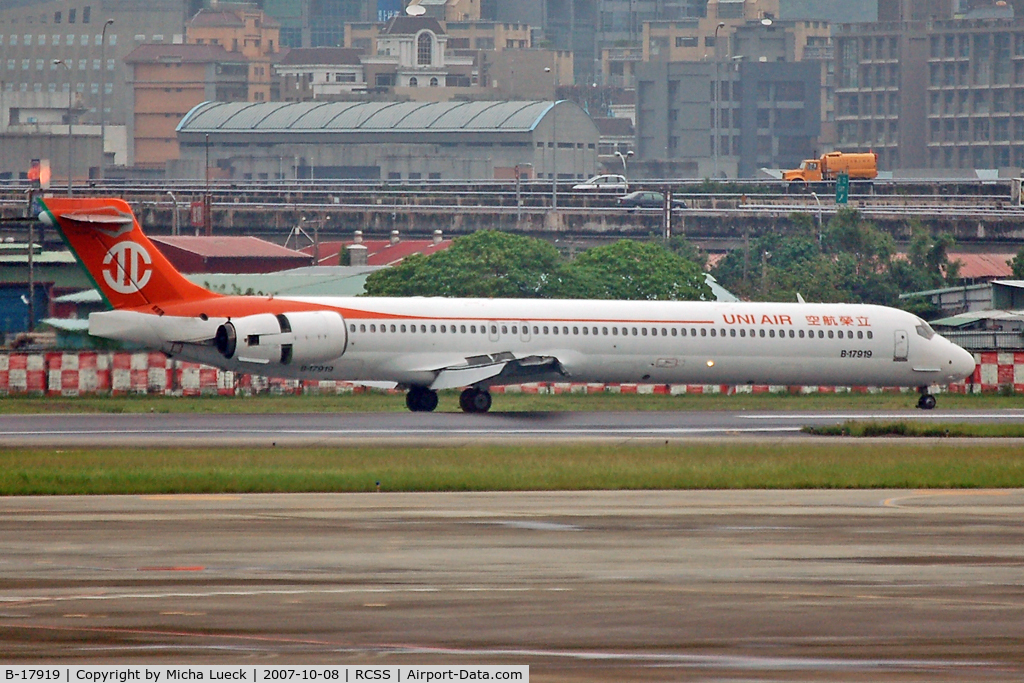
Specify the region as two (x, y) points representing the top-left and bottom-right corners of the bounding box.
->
(711, 209), (960, 311)
(1009, 246), (1024, 279)
(362, 231), (709, 301)
(362, 230), (563, 298)
(556, 240), (711, 300)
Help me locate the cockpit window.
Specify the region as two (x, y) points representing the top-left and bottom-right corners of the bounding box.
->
(915, 319), (935, 340)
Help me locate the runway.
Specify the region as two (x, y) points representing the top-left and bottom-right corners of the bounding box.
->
(3, 409), (1024, 447)
(0, 490), (1022, 680)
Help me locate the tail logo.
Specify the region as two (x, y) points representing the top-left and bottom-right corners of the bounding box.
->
(102, 241), (153, 295)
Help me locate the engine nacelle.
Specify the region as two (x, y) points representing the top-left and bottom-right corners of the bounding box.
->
(214, 311), (347, 366)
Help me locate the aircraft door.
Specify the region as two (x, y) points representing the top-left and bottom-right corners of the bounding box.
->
(520, 322), (531, 343)
(894, 329), (909, 362)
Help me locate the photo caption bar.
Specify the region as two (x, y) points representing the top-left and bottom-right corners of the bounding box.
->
(2, 667), (528, 683)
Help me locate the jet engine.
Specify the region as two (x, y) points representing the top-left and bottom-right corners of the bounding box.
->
(214, 311), (347, 366)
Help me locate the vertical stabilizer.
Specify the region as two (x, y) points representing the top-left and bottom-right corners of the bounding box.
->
(39, 197), (218, 310)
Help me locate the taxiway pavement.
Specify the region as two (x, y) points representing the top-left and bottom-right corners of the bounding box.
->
(3, 409), (1024, 447)
(1, 490), (1022, 681)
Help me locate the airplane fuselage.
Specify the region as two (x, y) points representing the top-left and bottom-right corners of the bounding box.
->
(92, 296), (975, 390)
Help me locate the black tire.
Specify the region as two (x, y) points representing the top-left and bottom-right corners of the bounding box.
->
(406, 387), (438, 412)
(471, 390), (492, 413)
(459, 388), (492, 413)
(917, 394), (936, 410)
(419, 389), (438, 412)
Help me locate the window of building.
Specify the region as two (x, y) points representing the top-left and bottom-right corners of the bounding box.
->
(429, 76), (438, 87)
(417, 32), (432, 65)
(408, 76), (418, 87)
(54, 11), (61, 23)
(675, 36), (697, 48)
(68, 8), (76, 23)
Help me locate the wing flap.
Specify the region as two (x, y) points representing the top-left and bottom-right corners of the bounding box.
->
(427, 353), (567, 390)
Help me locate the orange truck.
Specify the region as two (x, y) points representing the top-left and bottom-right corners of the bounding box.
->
(783, 151), (878, 183)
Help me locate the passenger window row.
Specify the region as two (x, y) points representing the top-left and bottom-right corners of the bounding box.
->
(348, 323), (874, 341)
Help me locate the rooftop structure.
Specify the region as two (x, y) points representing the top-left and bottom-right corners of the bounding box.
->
(171, 99), (600, 181)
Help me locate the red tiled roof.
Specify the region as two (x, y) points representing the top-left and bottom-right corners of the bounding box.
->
(189, 9), (245, 27)
(152, 236), (311, 259)
(278, 47), (363, 66)
(301, 239), (452, 266)
(188, 8), (281, 28)
(593, 117), (634, 136)
(124, 43), (241, 64)
(947, 252), (1015, 280)
(383, 16), (445, 35)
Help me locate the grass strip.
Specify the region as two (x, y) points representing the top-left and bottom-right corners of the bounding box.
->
(0, 391), (1020, 414)
(2, 443), (1023, 495)
(804, 421), (1024, 438)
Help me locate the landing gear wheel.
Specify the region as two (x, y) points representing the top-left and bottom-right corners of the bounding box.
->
(459, 387), (492, 413)
(917, 393), (936, 410)
(405, 386), (439, 412)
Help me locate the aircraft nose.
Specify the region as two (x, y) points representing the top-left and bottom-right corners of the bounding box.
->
(950, 344), (976, 381)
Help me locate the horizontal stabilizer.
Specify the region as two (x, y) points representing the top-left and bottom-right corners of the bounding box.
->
(62, 212), (134, 226)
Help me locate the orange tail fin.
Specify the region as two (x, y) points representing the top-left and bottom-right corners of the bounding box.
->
(39, 197), (218, 310)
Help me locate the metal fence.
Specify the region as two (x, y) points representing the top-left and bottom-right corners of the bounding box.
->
(942, 330), (1023, 351)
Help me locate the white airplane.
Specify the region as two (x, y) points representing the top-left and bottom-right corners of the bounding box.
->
(39, 197), (976, 412)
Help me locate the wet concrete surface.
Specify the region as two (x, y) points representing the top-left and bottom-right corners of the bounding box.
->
(1, 490), (1022, 681)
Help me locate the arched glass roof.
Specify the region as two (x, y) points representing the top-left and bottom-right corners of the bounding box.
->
(178, 100), (558, 133)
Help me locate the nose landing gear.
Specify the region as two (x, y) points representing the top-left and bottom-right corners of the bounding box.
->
(917, 388), (936, 410)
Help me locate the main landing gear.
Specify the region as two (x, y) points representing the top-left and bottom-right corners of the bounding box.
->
(406, 386), (439, 412)
(917, 387), (937, 410)
(459, 387), (492, 413)
(405, 386), (493, 413)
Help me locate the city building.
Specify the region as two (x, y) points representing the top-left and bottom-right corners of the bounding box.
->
(275, 47), (367, 99)
(0, 0), (190, 179)
(547, 0), (717, 86)
(0, 90), (110, 181)
(363, 16), (472, 91)
(636, 58), (820, 177)
(170, 99), (600, 182)
(123, 4), (280, 171)
(834, 17), (1024, 170)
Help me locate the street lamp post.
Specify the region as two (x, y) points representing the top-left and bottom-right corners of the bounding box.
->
(167, 190), (179, 236)
(811, 191), (823, 245)
(545, 65), (558, 211)
(712, 21), (725, 180)
(614, 150), (634, 178)
(53, 59), (72, 195)
(99, 19), (114, 180)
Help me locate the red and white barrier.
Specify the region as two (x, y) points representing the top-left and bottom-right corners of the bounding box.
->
(0, 351), (1009, 397)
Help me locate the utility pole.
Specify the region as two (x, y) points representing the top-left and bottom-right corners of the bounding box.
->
(712, 22), (725, 180)
(26, 192), (35, 332)
(204, 133), (212, 236)
(545, 65), (558, 211)
(53, 60), (72, 195)
(99, 19), (114, 180)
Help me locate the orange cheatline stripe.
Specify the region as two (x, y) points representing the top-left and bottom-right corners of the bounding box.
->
(138, 297), (718, 325)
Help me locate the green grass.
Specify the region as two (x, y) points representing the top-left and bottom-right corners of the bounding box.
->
(805, 420), (1024, 438)
(3, 443), (1024, 495)
(0, 390), (1020, 414)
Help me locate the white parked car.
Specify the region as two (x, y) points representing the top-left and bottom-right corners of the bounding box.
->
(572, 174), (628, 192)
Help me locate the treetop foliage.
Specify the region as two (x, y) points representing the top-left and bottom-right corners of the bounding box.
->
(710, 209), (962, 316)
(362, 230), (711, 301)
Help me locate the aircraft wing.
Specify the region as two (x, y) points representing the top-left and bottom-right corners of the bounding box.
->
(427, 351), (568, 390)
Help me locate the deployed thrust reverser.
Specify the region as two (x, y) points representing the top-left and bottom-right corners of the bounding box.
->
(215, 311), (347, 366)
